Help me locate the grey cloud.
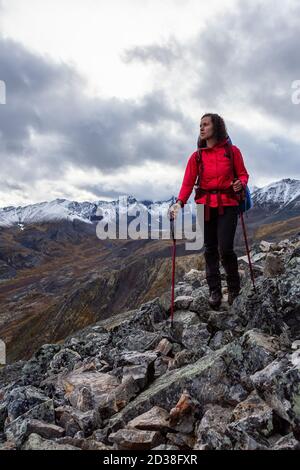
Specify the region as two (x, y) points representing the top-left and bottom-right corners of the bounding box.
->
(0, 180), (26, 191)
(190, 0), (300, 124)
(0, 34), (193, 191)
(122, 39), (182, 66)
(228, 121), (300, 182)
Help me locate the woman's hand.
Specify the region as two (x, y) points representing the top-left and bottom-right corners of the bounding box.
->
(168, 202), (182, 220)
(232, 179), (243, 192)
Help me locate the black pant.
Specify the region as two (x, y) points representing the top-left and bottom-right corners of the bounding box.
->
(203, 205), (240, 293)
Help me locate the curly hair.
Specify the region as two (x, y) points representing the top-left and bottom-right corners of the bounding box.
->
(197, 113), (228, 149)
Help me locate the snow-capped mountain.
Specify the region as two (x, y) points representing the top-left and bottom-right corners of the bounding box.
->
(0, 195), (178, 228)
(251, 178), (300, 210)
(1, 179), (299, 228)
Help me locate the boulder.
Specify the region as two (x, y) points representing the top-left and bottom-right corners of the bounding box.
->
(250, 350), (300, 433)
(194, 405), (233, 450)
(108, 428), (163, 450)
(21, 432), (80, 450)
(127, 406), (170, 432)
(169, 390), (201, 433)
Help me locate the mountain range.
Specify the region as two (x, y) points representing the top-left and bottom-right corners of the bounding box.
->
(0, 177), (299, 363)
(1, 178), (300, 228)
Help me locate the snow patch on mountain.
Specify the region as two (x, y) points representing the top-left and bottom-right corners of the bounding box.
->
(252, 178), (300, 207)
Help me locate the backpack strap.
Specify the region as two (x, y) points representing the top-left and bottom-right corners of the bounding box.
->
(224, 141), (237, 181)
(195, 147), (202, 188)
(225, 141), (246, 206)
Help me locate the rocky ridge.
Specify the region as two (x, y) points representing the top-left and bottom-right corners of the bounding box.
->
(0, 234), (299, 450)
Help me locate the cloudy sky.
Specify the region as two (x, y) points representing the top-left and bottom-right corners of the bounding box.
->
(0, 0), (300, 208)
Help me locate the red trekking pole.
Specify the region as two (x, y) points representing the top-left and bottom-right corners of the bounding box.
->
(239, 210), (256, 292)
(170, 215), (176, 327)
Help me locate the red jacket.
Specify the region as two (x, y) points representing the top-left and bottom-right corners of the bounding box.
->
(176, 138), (249, 209)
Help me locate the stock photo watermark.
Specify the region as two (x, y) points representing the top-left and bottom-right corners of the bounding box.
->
(95, 196), (204, 250)
(0, 80), (6, 104)
(0, 339), (6, 366)
(291, 80), (300, 104)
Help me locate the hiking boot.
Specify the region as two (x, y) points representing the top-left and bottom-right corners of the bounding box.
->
(208, 289), (222, 310)
(228, 289), (240, 306)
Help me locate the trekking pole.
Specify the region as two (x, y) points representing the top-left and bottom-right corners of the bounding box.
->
(233, 181), (256, 293)
(170, 215), (176, 327)
(239, 210), (256, 292)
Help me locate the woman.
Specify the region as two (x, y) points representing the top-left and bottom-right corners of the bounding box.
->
(169, 113), (249, 309)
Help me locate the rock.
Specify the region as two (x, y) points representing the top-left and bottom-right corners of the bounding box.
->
(67, 386), (95, 411)
(264, 253), (284, 278)
(127, 406), (170, 432)
(49, 349), (82, 373)
(250, 350), (300, 433)
(21, 344), (61, 386)
(5, 399), (55, 447)
(108, 428), (163, 450)
(230, 277), (285, 336)
(154, 356), (170, 378)
(292, 340), (300, 350)
(209, 330), (234, 350)
(80, 331), (111, 357)
(238, 253), (266, 264)
(114, 351), (157, 369)
(0, 402), (7, 431)
(169, 390), (201, 433)
(21, 433), (81, 450)
(91, 426), (111, 445)
(55, 436), (111, 450)
(0, 360), (25, 389)
(55, 406), (101, 437)
(174, 296), (193, 310)
(171, 310), (205, 345)
(174, 284), (193, 297)
(168, 350), (204, 371)
(155, 339), (173, 356)
(189, 291), (210, 321)
(172, 310), (200, 329)
(166, 432), (195, 449)
(272, 433), (300, 450)
(116, 331), (162, 353)
(252, 252), (267, 263)
(259, 241), (274, 252)
(0, 439), (17, 450)
(158, 291), (172, 314)
(18, 418), (65, 439)
(152, 443), (180, 450)
(4, 385), (50, 423)
(183, 269), (205, 288)
(97, 376), (140, 418)
(62, 363), (120, 412)
(227, 427), (270, 450)
(181, 323), (210, 352)
(55, 407), (81, 437)
(228, 391), (274, 438)
(277, 260), (300, 339)
(129, 297), (168, 328)
(240, 329), (280, 365)
(194, 405), (233, 450)
(122, 365), (149, 390)
(220, 330), (280, 390)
